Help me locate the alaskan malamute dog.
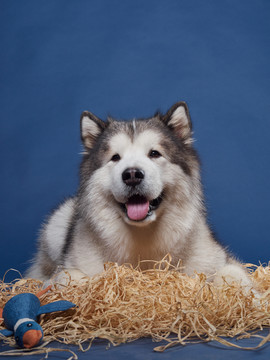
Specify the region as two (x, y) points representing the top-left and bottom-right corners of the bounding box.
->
(26, 102), (253, 288)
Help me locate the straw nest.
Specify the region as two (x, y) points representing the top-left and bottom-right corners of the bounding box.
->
(1, 256), (270, 354)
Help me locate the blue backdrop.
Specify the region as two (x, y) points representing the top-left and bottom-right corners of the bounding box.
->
(1, 0), (270, 278)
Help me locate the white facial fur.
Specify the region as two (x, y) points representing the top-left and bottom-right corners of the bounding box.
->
(109, 131), (163, 203)
(85, 128), (188, 227)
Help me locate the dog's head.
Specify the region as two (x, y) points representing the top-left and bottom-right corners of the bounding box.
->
(79, 102), (201, 227)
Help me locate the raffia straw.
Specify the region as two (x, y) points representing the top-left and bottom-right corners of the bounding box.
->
(1, 256), (270, 354)
(0, 347), (77, 359)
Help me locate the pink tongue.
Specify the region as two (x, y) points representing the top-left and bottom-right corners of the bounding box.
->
(126, 199), (150, 221)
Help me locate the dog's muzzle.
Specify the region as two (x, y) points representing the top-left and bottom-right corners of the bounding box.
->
(120, 167), (163, 221)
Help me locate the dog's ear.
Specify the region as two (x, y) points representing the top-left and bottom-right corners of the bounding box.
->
(80, 111), (106, 149)
(162, 102), (192, 144)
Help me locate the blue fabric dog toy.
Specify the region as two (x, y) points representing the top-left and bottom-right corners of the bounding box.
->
(0, 286), (76, 348)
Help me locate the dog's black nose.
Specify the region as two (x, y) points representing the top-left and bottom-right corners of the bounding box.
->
(122, 168), (144, 186)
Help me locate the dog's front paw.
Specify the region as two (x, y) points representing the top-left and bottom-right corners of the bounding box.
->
(213, 263), (266, 307)
(214, 264), (254, 291)
(43, 268), (89, 288)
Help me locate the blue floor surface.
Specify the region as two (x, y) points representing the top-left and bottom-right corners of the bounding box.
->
(1, 329), (270, 360)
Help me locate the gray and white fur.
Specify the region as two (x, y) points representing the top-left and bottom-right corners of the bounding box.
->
(26, 102), (253, 289)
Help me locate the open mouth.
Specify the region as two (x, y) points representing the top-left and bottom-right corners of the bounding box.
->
(120, 194), (163, 222)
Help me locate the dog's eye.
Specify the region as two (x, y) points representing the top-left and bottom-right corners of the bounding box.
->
(149, 150), (162, 158)
(111, 154), (121, 162)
